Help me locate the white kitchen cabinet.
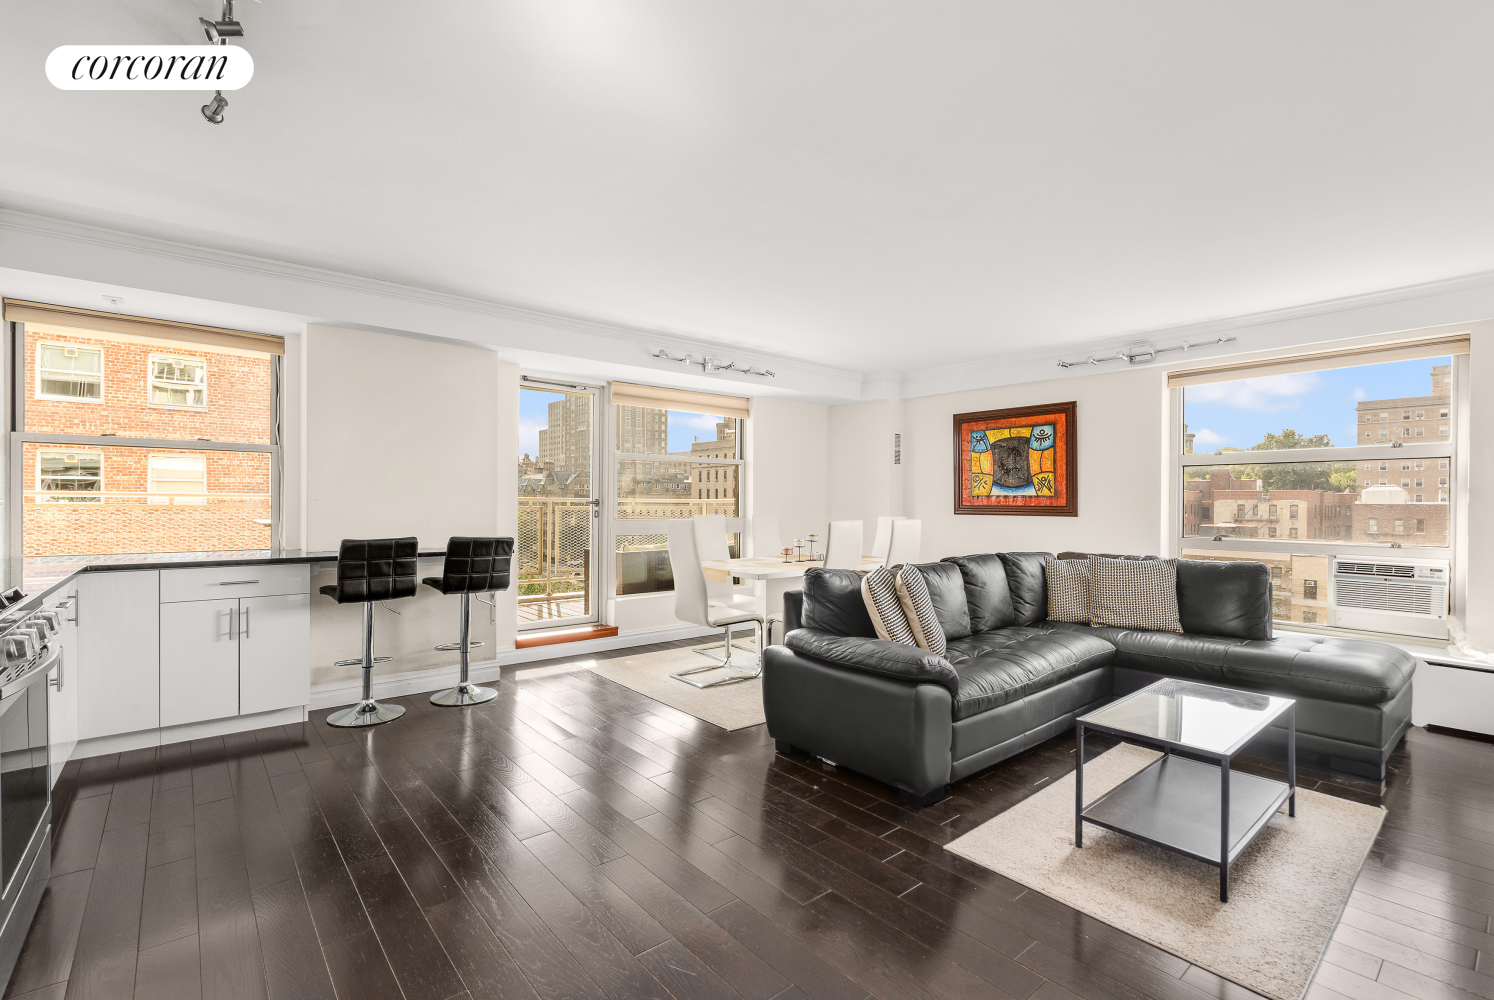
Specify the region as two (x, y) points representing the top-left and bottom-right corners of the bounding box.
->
(239, 593), (311, 716)
(159, 598), (240, 728)
(75, 571), (160, 740)
(45, 588), (80, 786)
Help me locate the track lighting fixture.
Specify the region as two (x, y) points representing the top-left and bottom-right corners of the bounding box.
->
(199, 0), (244, 45)
(653, 349), (775, 377)
(201, 91), (228, 124)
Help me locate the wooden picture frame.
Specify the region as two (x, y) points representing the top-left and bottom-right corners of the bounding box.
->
(953, 401), (1077, 516)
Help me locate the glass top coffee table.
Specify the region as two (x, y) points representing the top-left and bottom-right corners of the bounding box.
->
(1075, 678), (1297, 902)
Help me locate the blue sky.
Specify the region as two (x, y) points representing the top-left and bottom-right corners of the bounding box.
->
(518, 387), (729, 458)
(1184, 356), (1450, 453)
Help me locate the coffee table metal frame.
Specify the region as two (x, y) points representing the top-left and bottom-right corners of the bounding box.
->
(1075, 681), (1296, 903)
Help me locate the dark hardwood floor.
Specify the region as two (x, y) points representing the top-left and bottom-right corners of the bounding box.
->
(8, 638), (1492, 1000)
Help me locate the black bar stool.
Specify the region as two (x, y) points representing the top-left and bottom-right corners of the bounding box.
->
(321, 536), (418, 727)
(424, 536), (514, 707)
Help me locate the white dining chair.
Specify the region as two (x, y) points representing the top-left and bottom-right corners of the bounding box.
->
(753, 514), (782, 559)
(692, 514), (758, 651)
(822, 520), (864, 570)
(884, 518), (922, 568)
(667, 521), (763, 687)
(869, 515), (906, 561)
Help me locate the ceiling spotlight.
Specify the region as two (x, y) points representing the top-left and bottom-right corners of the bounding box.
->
(201, 92), (228, 124)
(199, 0), (244, 44)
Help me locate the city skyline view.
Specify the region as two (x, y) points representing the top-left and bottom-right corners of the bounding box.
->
(518, 387), (733, 460)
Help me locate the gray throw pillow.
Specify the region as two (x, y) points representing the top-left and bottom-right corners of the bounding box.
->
(1087, 555), (1182, 632)
(861, 565), (916, 646)
(1044, 556), (1090, 623)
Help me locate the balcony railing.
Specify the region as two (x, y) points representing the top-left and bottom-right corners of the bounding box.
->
(517, 498), (738, 619)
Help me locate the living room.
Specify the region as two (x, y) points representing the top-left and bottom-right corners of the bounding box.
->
(2, 5), (1493, 1000)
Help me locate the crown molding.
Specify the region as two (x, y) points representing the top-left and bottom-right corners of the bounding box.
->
(900, 265), (1494, 399)
(0, 208), (862, 388)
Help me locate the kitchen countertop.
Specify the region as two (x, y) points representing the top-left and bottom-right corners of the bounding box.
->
(0, 549), (450, 636)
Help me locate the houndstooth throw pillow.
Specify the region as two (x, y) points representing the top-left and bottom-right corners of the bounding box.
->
(895, 564), (947, 655)
(1044, 556), (1090, 623)
(1087, 555), (1182, 632)
(861, 565), (917, 646)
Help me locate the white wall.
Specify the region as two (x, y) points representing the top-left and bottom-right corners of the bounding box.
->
(828, 400), (905, 552)
(895, 366), (1168, 562)
(1464, 327), (1494, 648)
(748, 398), (830, 550)
(301, 324), (518, 687)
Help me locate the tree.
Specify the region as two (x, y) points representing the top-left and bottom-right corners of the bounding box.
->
(1215, 429), (1353, 492)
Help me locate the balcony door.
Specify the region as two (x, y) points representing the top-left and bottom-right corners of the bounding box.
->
(517, 384), (600, 630)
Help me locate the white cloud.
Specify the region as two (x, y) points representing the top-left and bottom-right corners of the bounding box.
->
(1187, 372), (1323, 413)
(1190, 428), (1230, 452)
(1350, 386), (1368, 401)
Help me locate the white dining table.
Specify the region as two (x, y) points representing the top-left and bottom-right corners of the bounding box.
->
(700, 555), (885, 619)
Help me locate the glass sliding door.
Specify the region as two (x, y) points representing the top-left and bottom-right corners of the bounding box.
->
(517, 384), (600, 629)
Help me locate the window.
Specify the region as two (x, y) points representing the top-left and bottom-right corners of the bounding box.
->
(36, 343), (103, 402)
(1440, 408), (1449, 418)
(14, 311), (279, 567)
(37, 449), (102, 501)
(608, 387), (746, 596)
(1440, 425), (1449, 436)
(1303, 611), (1318, 624)
(1199, 503), (1210, 520)
(147, 454), (207, 504)
(148, 355), (206, 408)
(1178, 345), (1462, 630)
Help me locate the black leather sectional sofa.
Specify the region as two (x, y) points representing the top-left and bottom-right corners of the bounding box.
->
(761, 552), (1419, 807)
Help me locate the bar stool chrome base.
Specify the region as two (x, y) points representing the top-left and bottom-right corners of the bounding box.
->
(334, 655), (392, 667)
(429, 681), (498, 707)
(327, 699), (406, 727)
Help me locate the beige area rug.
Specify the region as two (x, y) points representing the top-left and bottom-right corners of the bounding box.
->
(585, 641), (766, 731)
(946, 743), (1384, 1000)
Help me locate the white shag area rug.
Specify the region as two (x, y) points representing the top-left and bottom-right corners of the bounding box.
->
(585, 641), (766, 731)
(946, 743), (1385, 1000)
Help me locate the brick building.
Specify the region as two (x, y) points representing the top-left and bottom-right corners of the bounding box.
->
(22, 326), (273, 556)
(1184, 468), (1357, 540)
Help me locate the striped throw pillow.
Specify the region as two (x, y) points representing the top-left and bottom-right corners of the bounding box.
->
(1044, 556), (1090, 623)
(860, 566), (916, 646)
(895, 564), (946, 655)
(1087, 555), (1183, 632)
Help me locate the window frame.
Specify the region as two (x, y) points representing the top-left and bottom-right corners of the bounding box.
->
(604, 392), (747, 599)
(35, 340), (105, 404)
(1169, 342), (1471, 639)
(7, 321), (281, 570)
(147, 353), (209, 410)
(35, 447), (103, 503)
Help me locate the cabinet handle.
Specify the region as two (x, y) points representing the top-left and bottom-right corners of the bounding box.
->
(66, 595), (78, 625)
(219, 580), (259, 586)
(241, 607), (251, 639)
(224, 608), (237, 640)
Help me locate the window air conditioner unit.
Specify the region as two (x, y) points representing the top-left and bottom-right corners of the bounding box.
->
(1329, 556), (1449, 640)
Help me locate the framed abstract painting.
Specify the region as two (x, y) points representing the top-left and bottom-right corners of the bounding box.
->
(953, 401), (1077, 516)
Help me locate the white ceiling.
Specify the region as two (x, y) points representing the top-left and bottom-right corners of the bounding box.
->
(4, 2), (1494, 378)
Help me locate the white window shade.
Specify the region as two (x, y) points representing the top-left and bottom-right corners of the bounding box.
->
(5, 299), (284, 356)
(1167, 334), (1470, 388)
(609, 382), (750, 421)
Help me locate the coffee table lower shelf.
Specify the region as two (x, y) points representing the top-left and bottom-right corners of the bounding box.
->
(1080, 754), (1292, 898)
